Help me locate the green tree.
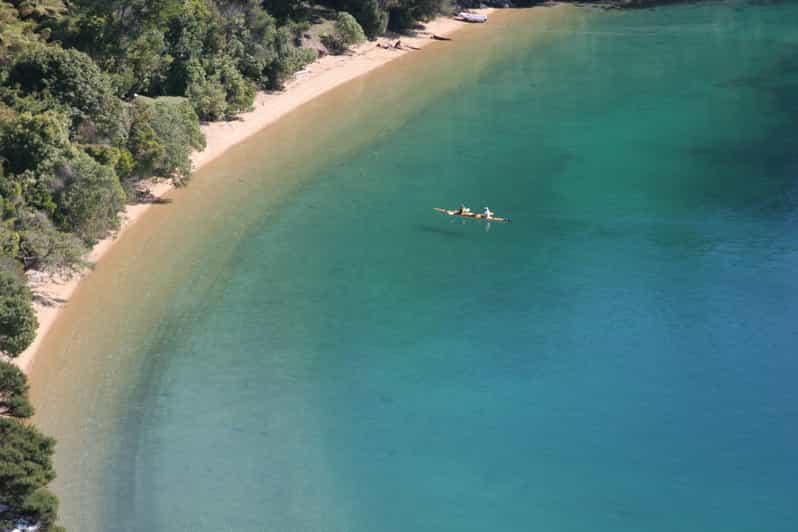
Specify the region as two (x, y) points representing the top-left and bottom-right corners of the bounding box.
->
(0, 110), (70, 176)
(265, 26), (316, 89)
(16, 209), (87, 272)
(109, 29), (173, 97)
(349, 0), (388, 39)
(321, 12), (366, 55)
(19, 488), (65, 531)
(0, 271), (37, 358)
(129, 96), (205, 181)
(53, 150), (126, 243)
(0, 226), (22, 266)
(0, 360), (33, 418)
(335, 11), (367, 45)
(0, 417), (56, 510)
(5, 43), (125, 143)
(187, 72), (229, 121)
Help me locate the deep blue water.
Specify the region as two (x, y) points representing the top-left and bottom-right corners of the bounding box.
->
(40, 1), (798, 530)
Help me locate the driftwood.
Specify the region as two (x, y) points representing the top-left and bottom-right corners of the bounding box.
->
(432, 34), (452, 41)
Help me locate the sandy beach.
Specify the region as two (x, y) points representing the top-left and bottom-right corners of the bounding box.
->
(11, 10), (493, 374)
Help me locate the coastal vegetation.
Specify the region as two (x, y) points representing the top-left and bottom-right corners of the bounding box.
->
(1, 270), (59, 530)
(0, 1), (453, 529)
(0, 0), (702, 529)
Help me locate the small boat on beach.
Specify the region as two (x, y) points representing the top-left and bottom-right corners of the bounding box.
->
(434, 207), (511, 223)
(458, 12), (488, 23)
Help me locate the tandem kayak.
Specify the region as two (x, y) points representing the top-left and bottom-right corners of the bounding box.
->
(433, 208), (511, 223)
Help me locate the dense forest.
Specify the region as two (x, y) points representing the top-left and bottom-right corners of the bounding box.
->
(0, 0), (449, 529)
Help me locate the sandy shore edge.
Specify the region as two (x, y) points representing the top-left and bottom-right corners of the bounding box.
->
(12, 9), (494, 374)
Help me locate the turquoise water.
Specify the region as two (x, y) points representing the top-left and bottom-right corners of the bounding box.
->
(48, 1), (798, 530)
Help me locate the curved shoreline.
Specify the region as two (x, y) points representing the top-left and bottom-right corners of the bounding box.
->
(12, 9), (494, 375)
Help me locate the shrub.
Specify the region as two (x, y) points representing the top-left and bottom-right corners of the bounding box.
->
(321, 33), (346, 55)
(335, 12), (366, 46)
(5, 44), (125, 143)
(351, 0), (389, 39)
(0, 417), (56, 508)
(0, 271), (37, 357)
(0, 361), (33, 418)
(0, 110), (70, 175)
(16, 209), (86, 273)
(53, 150), (126, 243)
(129, 96), (205, 181)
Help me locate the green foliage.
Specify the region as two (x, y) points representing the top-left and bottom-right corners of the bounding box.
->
(187, 73), (229, 121)
(53, 149), (126, 243)
(82, 143), (136, 180)
(18, 171), (57, 216)
(0, 227), (22, 267)
(110, 30), (173, 98)
(322, 12), (367, 55)
(216, 0), (279, 84)
(20, 488), (63, 530)
(5, 43), (125, 143)
(0, 360), (33, 418)
(0, 417), (56, 510)
(262, 0), (306, 22)
(0, 271), (37, 357)
(265, 28), (316, 89)
(0, 110), (70, 175)
(16, 209), (86, 272)
(115, 148), (136, 180)
(188, 56), (255, 120)
(349, 0), (388, 38)
(320, 32), (346, 55)
(335, 11), (367, 45)
(129, 96), (205, 181)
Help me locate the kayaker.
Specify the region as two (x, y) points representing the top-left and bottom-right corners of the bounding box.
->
(483, 206), (494, 219)
(458, 204), (471, 215)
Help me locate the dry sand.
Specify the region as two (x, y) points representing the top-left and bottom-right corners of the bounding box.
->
(12, 10), (494, 373)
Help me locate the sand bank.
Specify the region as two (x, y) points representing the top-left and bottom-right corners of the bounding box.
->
(12, 9), (494, 373)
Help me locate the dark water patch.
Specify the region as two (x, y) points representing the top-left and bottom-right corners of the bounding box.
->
(414, 224), (471, 239)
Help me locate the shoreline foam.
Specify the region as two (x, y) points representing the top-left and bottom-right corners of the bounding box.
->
(12, 9), (494, 374)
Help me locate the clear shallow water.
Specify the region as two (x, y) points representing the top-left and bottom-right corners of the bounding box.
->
(35, 2), (798, 530)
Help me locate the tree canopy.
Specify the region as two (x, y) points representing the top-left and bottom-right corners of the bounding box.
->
(0, 361), (33, 418)
(0, 271), (37, 358)
(0, 418), (58, 527)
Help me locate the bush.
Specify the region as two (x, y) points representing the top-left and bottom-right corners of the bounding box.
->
(16, 209), (86, 272)
(187, 75), (229, 121)
(19, 489), (60, 529)
(188, 57), (256, 120)
(129, 96), (205, 181)
(0, 110), (70, 176)
(53, 150), (126, 243)
(5, 44), (125, 144)
(351, 0), (389, 39)
(266, 45), (316, 89)
(0, 417), (56, 508)
(321, 13), (367, 56)
(0, 271), (37, 357)
(335, 12), (367, 46)
(0, 361), (33, 418)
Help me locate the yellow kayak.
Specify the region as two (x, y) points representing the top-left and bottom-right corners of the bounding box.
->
(433, 207), (511, 223)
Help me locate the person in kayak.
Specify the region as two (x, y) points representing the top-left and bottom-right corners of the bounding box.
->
(483, 206), (494, 219)
(457, 204), (472, 215)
